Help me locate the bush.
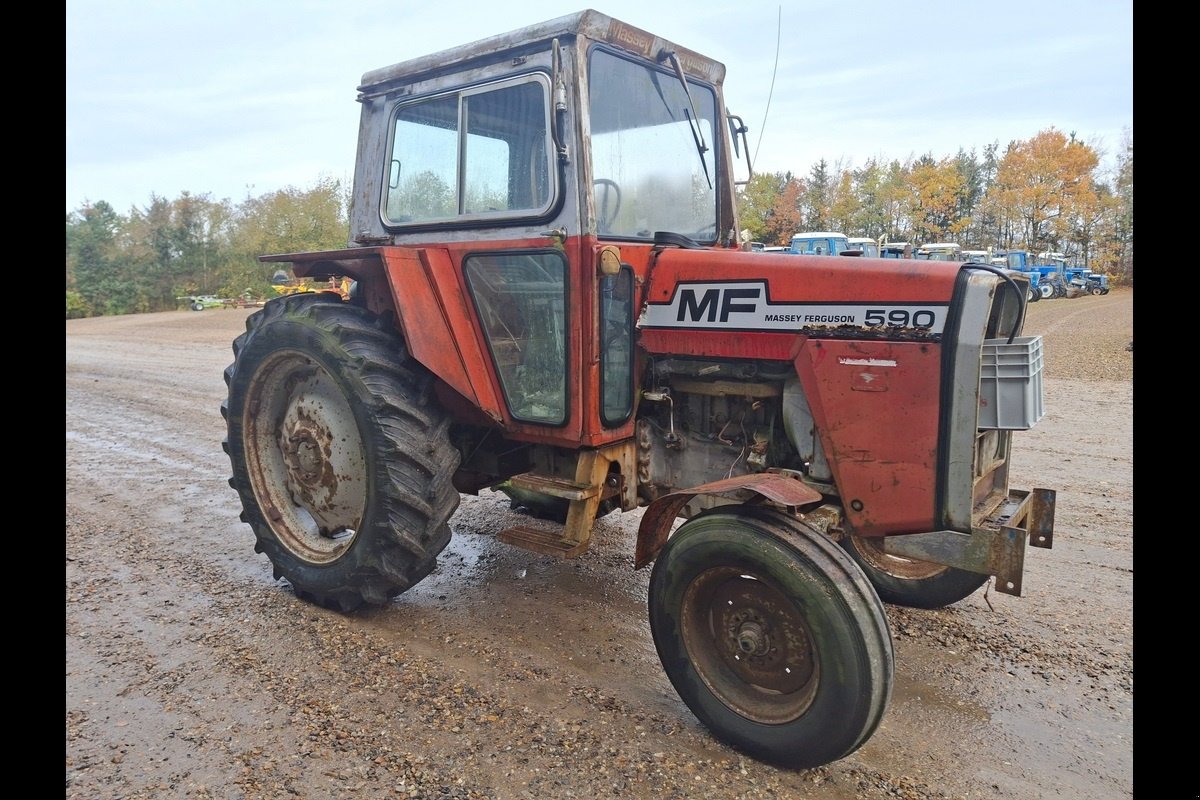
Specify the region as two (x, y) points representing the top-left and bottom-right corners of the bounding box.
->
(66, 291), (93, 319)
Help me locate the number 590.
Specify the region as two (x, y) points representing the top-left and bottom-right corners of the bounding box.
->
(865, 308), (936, 328)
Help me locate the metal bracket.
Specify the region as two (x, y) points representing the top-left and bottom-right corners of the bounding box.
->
(882, 487), (1056, 597)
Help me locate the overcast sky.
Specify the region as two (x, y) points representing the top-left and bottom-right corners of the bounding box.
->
(66, 0), (1133, 214)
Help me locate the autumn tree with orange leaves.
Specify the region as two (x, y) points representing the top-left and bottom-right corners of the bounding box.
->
(991, 128), (1100, 255)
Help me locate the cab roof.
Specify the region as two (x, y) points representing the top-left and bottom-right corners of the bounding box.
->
(358, 9), (725, 95)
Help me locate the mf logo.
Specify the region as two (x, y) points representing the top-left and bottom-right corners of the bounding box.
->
(676, 286), (761, 322)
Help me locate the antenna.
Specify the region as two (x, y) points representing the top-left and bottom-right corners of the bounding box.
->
(753, 6), (781, 167)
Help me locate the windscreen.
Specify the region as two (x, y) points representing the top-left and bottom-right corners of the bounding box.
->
(587, 48), (718, 241)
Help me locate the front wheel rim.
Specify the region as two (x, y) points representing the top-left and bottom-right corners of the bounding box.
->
(680, 566), (819, 724)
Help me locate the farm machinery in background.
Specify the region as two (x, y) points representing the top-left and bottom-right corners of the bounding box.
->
(178, 272), (353, 312)
(1038, 252), (1110, 296)
(1003, 251), (1109, 299)
(270, 269), (354, 300)
(177, 291), (267, 311)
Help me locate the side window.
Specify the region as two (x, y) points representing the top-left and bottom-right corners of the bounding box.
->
(600, 268), (634, 426)
(465, 252), (568, 425)
(384, 76), (554, 225)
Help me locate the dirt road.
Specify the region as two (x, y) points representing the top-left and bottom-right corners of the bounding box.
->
(66, 289), (1133, 800)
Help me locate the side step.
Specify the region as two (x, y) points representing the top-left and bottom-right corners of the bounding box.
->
(497, 525), (590, 558)
(494, 443), (638, 560)
(506, 472), (599, 501)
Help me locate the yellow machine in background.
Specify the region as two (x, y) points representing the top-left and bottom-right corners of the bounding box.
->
(270, 271), (352, 299)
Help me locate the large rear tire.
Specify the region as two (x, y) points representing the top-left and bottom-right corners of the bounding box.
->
(221, 293), (461, 611)
(648, 507), (893, 769)
(840, 533), (988, 609)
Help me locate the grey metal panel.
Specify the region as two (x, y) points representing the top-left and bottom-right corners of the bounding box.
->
(942, 271), (1002, 531)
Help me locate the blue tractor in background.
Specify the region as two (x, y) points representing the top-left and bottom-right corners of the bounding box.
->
(1005, 251), (1110, 299)
(1005, 251), (1064, 299)
(991, 250), (1045, 302)
(788, 231), (851, 256)
(1037, 252), (1110, 296)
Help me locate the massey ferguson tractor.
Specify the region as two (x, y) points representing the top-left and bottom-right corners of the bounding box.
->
(222, 10), (1056, 770)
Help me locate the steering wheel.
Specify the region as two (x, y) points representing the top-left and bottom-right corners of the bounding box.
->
(594, 178), (622, 233)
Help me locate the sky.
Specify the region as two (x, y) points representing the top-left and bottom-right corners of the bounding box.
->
(66, 0), (1133, 214)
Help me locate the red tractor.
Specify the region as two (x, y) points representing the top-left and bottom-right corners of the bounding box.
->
(222, 10), (1055, 769)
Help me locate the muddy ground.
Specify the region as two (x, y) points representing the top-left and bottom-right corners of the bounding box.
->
(66, 287), (1133, 799)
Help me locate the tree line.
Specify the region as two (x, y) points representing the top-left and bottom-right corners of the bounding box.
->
(740, 127), (1132, 277)
(66, 127), (1132, 319)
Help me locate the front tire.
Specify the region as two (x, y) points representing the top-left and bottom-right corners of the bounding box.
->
(221, 293), (461, 611)
(840, 533), (988, 609)
(649, 507), (893, 769)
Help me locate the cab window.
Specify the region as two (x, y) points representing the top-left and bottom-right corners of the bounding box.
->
(383, 75), (554, 225)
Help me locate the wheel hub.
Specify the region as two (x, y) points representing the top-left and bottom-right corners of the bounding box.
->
(283, 421), (329, 488)
(243, 352), (368, 554)
(709, 577), (814, 693)
(734, 620), (770, 657)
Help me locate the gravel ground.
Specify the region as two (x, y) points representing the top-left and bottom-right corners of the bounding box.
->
(66, 287), (1133, 799)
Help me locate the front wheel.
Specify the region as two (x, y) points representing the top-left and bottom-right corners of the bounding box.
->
(649, 507), (893, 769)
(840, 533), (988, 609)
(221, 293), (462, 611)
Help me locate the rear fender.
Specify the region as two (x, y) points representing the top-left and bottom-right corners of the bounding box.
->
(261, 246), (505, 423)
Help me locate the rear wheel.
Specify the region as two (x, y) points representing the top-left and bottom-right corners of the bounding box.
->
(221, 292), (461, 611)
(648, 507), (893, 769)
(840, 533), (988, 609)
(1038, 283), (1054, 299)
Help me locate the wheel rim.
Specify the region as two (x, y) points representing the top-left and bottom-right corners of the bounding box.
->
(679, 566), (819, 724)
(849, 534), (949, 580)
(242, 349), (367, 564)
